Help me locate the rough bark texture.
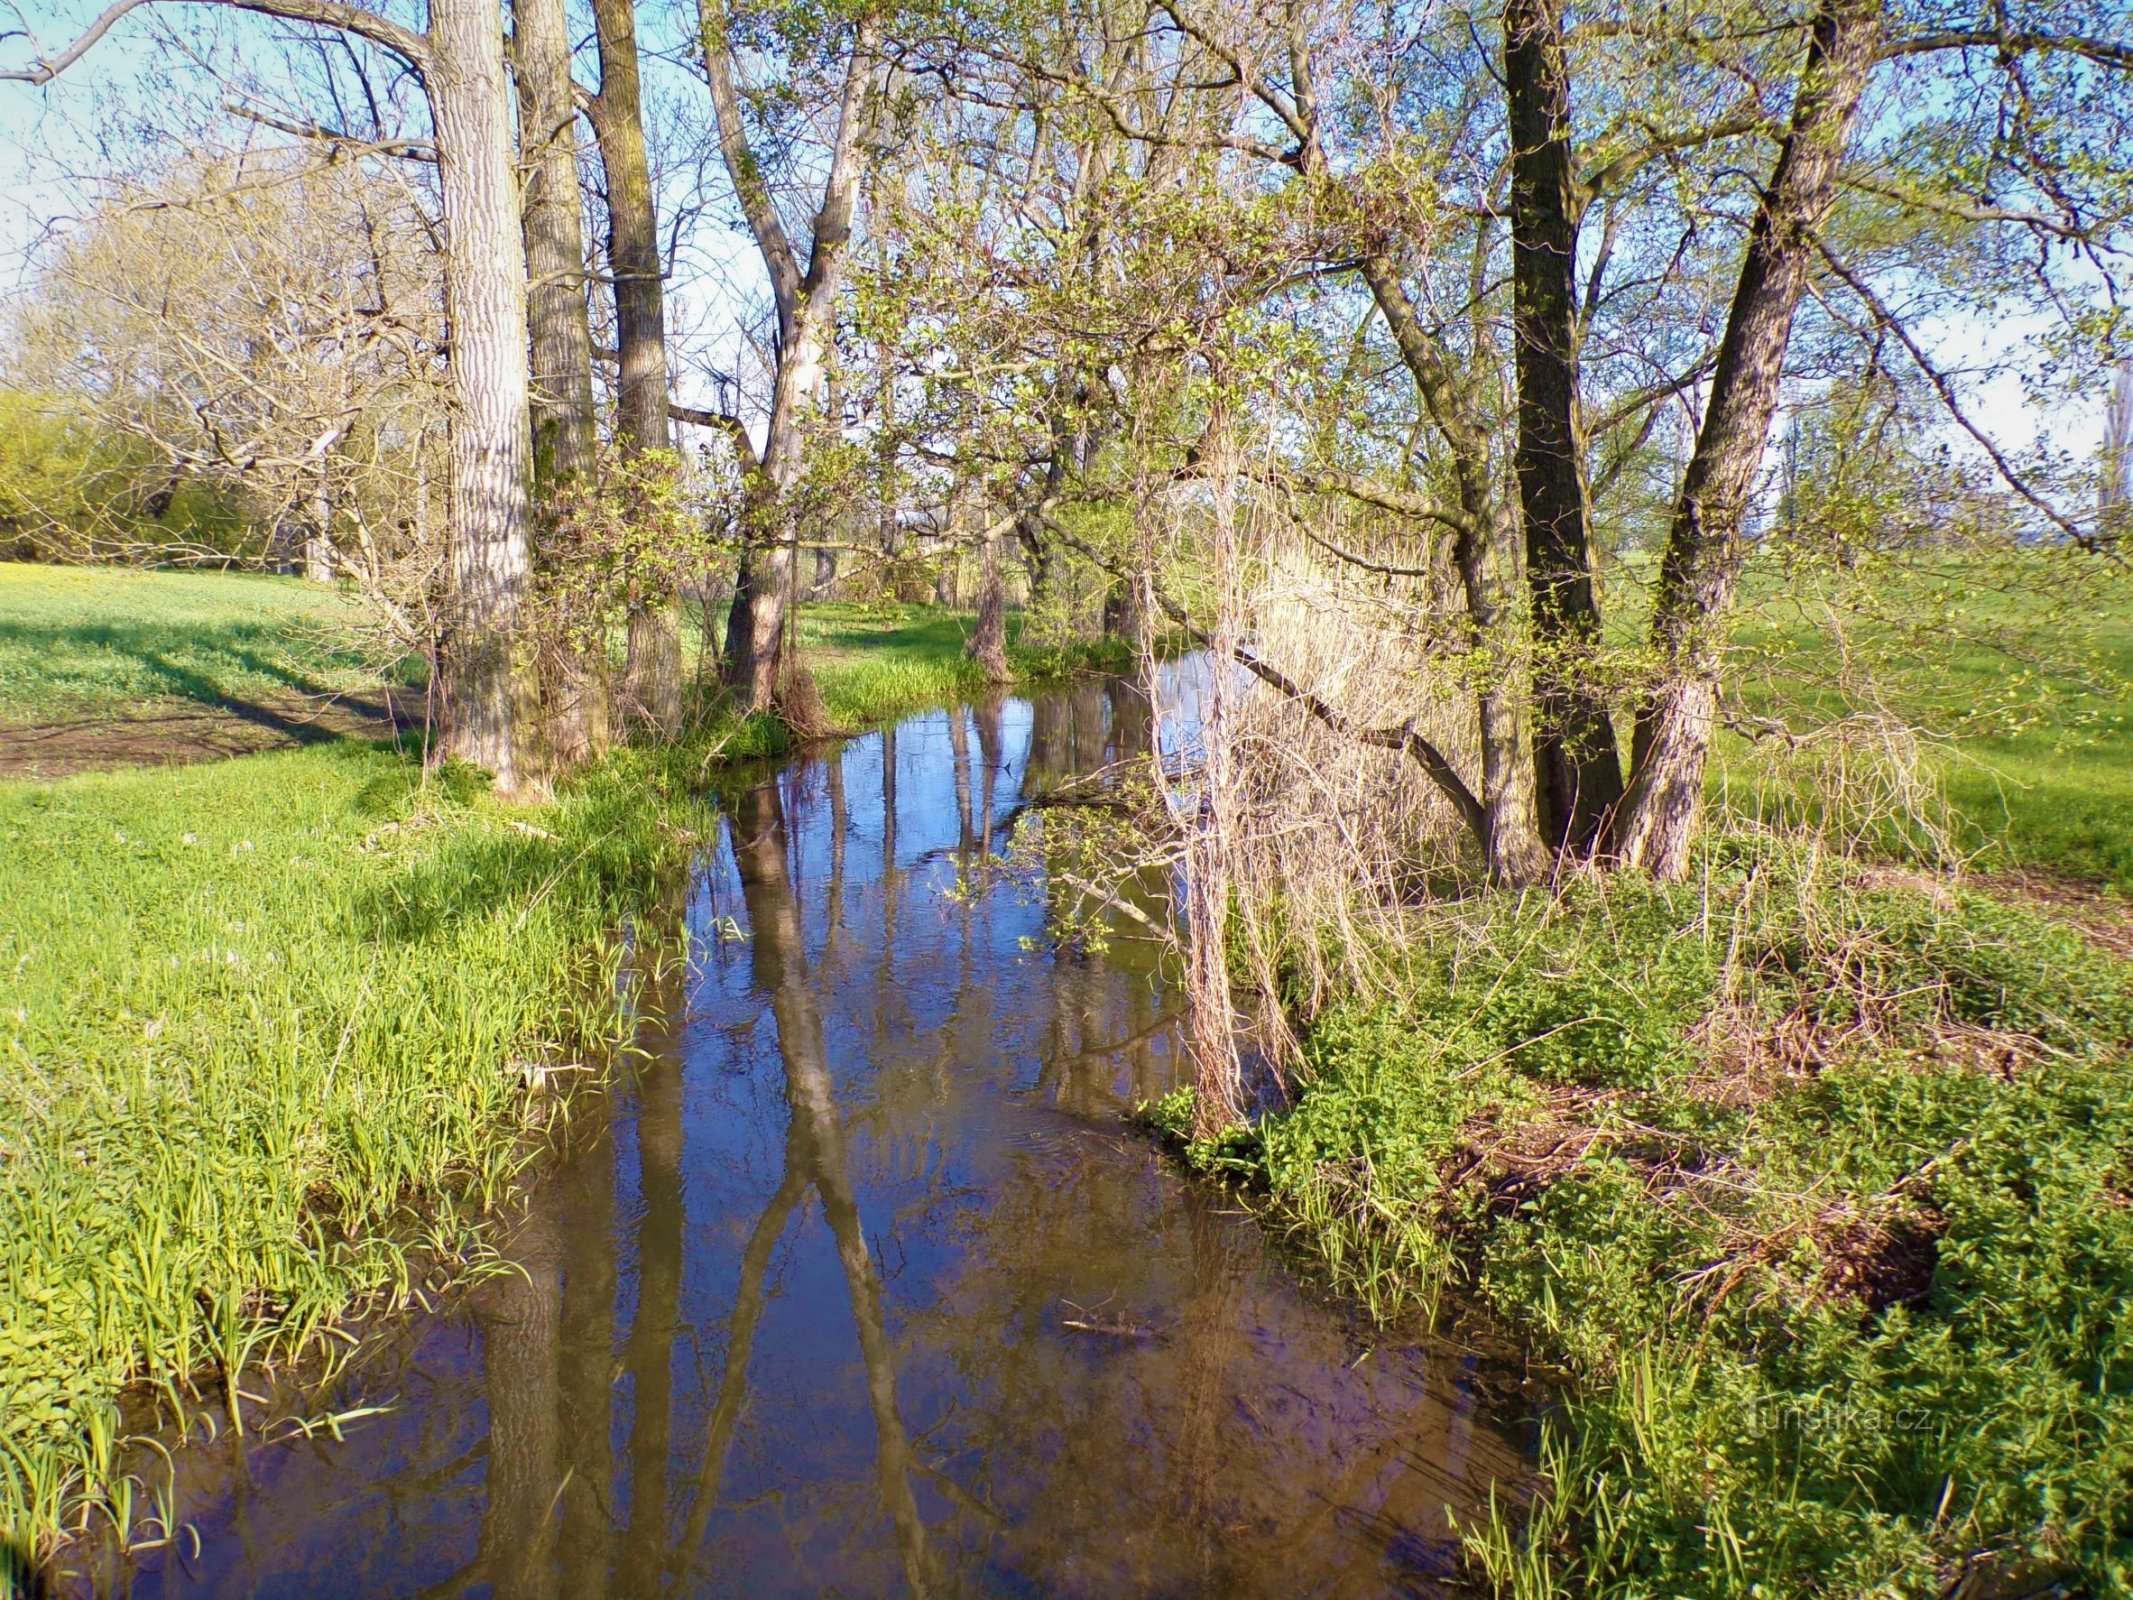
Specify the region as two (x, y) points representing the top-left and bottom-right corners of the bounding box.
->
(593, 0), (684, 735)
(1615, 0), (1884, 879)
(967, 525), (1011, 683)
(1506, 0), (1624, 856)
(514, 0), (595, 492)
(513, 0), (607, 770)
(432, 0), (541, 795)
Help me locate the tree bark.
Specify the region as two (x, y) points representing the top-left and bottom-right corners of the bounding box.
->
(1505, 0), (1623, 856)
(967, 518), (1010, 683)
(304, 461), (334, 581)
(432, 0), (542, 796)
(513, 0), (607, 770)
(592, 0), (684, 736)
(1614, 0), (1885, 879)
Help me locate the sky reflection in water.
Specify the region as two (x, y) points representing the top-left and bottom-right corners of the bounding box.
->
(113, 670), (1524, 1600)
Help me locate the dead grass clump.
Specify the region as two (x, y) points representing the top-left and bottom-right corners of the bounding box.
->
(773, 663), (836, 740)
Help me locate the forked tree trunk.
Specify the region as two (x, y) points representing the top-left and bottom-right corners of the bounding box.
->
(1614, 0), (1884, 878)
(1505, 0), (1624, 856)
(514, 0), (607, 771)
(593, 0), (684, 735)
(701, 0), (876, 714)
(432, 0), (542, 796)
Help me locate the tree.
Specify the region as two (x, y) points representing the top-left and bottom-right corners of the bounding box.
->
(513, 0), (609, 768)
(589, 0), (685, 734)
(1506, 0), (1623, 854)
(1611, 0), (1885, 876)
(697, 0), (879, 713)
(7, 0), (547, 795)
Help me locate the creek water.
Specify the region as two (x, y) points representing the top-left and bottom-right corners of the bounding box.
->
(102, 669), (1526, 1599)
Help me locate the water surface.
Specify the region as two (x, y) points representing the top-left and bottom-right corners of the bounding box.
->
(105, 674), (1524, 1598)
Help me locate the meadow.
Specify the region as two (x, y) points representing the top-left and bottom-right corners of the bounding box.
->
(0, 563), (389, 723)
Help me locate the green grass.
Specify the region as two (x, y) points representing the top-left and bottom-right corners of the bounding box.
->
(0, 743), (708, 1577)
(1159, 846), (2133, 1596)
(1720, 549), (2133, 889)
(0, 568), (1129, 1581)
(0, 562), (392, 723)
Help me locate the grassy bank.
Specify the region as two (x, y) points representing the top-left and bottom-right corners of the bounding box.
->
(1153, 551), (2133, 1595)
(0, 744), (706, 1577)
(0, 570), (1118, 1579)
(1161, 850), (2132, 1594)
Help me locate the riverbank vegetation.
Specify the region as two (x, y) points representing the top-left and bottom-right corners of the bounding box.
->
(5, 0), (2130, 1590)
(1154, 838), (2133, 1593)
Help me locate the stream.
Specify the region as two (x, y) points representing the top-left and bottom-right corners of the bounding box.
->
(102, 667), (1526, 1598)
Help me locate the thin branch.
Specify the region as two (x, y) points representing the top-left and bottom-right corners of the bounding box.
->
(1878, 28), (2133, 71)
(1814, 238), (2103, 549)
(0, 0), (429, 82)
(222, 99), (435, 160)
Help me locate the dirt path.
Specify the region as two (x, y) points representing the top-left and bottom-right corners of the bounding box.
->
(0, 688), (418, 779)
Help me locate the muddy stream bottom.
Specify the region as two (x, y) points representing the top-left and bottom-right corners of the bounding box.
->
(82, 674), (1529, 1599)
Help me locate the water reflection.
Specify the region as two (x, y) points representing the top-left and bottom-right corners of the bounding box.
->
(106, 672), (1523, 1600)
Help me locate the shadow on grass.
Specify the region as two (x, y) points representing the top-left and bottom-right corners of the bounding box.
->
(0, 605), (420, 720)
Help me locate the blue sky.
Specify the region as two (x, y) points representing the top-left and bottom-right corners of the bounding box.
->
(0, 0), (2112, 474)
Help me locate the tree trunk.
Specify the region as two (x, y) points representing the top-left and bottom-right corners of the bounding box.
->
(700, 3), (876, 715)
(513, 0), (607, 771)
(727, 316), (826, 710)
(1614, 0), (1885, 879)
(967, 523), (1010, 683)
(593, 0), (684, 736)
(1506, 0), (1623, 856)
(432, 0), (542, 797)
(304, 462), (333, 582)
(1359, 253), (1551, 886)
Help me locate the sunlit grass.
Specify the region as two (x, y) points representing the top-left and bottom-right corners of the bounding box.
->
(0, 562), (394, 722)
(1721, 549), (2133, 888)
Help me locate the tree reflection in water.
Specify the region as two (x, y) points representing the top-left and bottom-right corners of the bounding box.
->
(116, 668), (1525, 1600)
